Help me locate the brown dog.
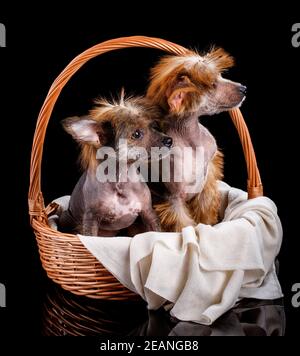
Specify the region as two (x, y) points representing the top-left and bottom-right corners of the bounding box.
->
(146, 48), (246, 231)
(58, 96), (173, 237)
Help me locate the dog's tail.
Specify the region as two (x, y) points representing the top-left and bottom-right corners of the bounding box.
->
(154, 199), (195, 232)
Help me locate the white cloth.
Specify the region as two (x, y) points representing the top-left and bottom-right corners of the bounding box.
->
(50, 181), (283, 325)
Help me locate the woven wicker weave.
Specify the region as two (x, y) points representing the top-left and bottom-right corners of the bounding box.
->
(28, 36), (263, 300)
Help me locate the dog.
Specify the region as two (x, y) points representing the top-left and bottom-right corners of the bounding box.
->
(58, 95), (173, 237)
(146, 47), (246, 232)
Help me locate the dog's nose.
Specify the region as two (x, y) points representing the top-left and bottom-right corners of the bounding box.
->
(239, 85), (247, 95)
(162, 136), (173, 148)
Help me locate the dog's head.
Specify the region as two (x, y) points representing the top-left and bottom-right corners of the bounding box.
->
(147, 48), (246, 117)
(62, 95), (172, 168)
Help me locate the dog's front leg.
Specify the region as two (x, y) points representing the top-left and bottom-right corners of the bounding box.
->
(140, 207), (161, 232)
(154, 197), (196, 232)
(82, 210), (99, 236)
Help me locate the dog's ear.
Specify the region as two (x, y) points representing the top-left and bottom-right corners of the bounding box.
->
(62, 116), (113, 147)
(166, 75), (198, 114)
(62, 116), (100, 146)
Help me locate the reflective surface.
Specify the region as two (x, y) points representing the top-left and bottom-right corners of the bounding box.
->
(42, 282), (285, 336)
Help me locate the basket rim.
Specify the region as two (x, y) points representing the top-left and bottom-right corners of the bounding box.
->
(27, 35), (263, 300)
(28, 35), (262, 222)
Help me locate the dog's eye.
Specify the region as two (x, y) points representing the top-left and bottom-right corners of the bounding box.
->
(132, 129), (143, 140)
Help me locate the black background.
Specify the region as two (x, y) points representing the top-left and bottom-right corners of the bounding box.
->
(0, 2), (299, 338)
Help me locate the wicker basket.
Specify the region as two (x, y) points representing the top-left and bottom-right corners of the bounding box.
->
(28, 36), (263, 300)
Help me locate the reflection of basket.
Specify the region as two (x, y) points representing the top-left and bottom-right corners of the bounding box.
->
(42, 284), (147, 336)
(28, 36), (263, 300)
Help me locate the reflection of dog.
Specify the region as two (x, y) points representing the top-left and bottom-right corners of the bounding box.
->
(58, 96), (173, 237)
(147, 48), (247, 231)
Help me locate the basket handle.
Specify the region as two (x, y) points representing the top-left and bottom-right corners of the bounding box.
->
(28, 35), (263, 221)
